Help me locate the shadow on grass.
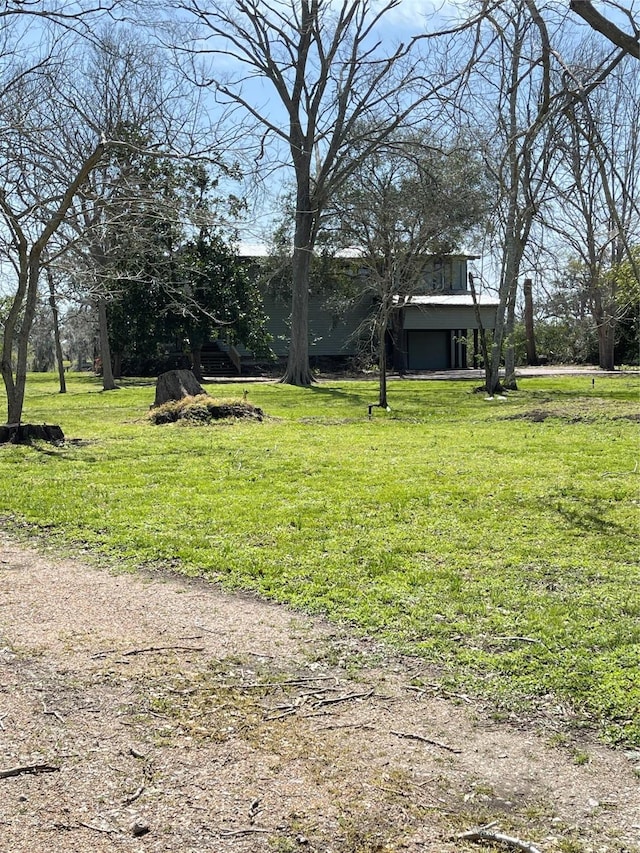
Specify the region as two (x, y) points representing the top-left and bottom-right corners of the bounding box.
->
(554, 500), (636, 540)
(309, 384), (373, 406)
(112, 378), (158, 389)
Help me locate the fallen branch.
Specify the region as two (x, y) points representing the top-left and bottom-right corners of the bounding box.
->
(54, 821), (118, 834)
(122, 784), (145, 805)
(219, 826), (271, 837)
(122, 645), (205, 656)
(42, 701), (65, 723)
(492, 636), (543, 645)
(457, 823), (543, 853)
(264, 708), (298, 721)
(0, 763), (60, 779)
(241, 675), (336, 689)
(313, 688), (374, 707)
(78, 821), (119, 835)
(390, 730), (461, 754)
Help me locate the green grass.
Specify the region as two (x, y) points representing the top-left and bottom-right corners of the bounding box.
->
(1, 371), (639, 745)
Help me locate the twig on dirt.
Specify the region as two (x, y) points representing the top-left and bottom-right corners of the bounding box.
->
(122, 645), (205, 656)
(403, 683), (475, 704)
(0, 763), (60, 779)
(242, 675), (337, 689)
(264, 708), (298, 721)
(390, 730), (462, 754)
(53, 820), (118, 834)
(129, 747), (147, 759)
(315, 722), (376, 731)
(457, 822), (543, 853)
(78, 821), (119, 834)
(219, 826), (271, 837)
(313, 688), (374, 707)
(122, 784), (145, 805)
(0, 712), (6, 730)
(42, 701), (65, 723)
(404, 684), (428, 698)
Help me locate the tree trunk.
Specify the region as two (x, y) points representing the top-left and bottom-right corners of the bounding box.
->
(591, 287), (616, 370)
(469, 273), (490, 372)
(503, 282), (518, 390)
(47, 269), (66, 394)
(378, 317), (388, 409)
(0, 423), (64, 444)
(97, 297), (117, 391)
(487, 288), (508, 396)
(523, 277), (538, 365)
(280, 183), (314, 386)
(3, 257), (41, 424)
(597, 318), (616, 370)
(190, 345), (203, 381)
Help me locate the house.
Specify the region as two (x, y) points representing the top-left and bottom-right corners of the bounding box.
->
(202, 253), (498, 375)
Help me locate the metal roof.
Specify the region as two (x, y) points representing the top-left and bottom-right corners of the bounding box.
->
(396, 293), (500, 307)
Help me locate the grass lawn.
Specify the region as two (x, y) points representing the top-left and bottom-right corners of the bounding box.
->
(1, 371), (639, 745)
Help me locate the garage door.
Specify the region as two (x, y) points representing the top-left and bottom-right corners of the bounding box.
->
(407, 330), (450, 370)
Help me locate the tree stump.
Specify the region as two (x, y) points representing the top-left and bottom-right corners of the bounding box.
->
(153, 370), (209, 407)
(0, 424), (65, 444)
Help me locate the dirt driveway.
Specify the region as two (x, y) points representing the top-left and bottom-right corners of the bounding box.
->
(1, 534), (638, 852)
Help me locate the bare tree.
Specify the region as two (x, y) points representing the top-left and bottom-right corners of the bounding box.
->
(45, 267), (67, 393)
(59, 32), (185, 390)
(324, 134), (488, 407)
(0, 6), (127, 424)
(544, 59), (640, 369)
(455, 0), (636, 392)
(0, 44), (109, 423)
(176, 0), (450, 385)
(461, 1), (562, 393)
(48, 28), (222, 390)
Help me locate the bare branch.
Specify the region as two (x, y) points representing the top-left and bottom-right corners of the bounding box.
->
(570, 1), (639, 59)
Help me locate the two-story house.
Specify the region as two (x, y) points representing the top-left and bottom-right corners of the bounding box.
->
(201, 253), (498, 376)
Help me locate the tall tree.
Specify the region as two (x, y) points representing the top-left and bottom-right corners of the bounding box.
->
(176, 0), (448, 386)
(0, 43), (108, 423)
(324, 134), (488, 406)
(56, 29), (214, 389)
(472, 1), (564, 393)
(58, 28), (200, 390)
(544, 59), (640, 369)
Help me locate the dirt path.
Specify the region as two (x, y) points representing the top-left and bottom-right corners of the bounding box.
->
(0, 534), (638, 852)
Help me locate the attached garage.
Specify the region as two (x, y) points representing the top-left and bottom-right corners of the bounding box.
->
(407, 330), (450, 370)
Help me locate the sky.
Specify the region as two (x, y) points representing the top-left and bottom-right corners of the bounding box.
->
(213, 0), (475, 247)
